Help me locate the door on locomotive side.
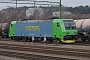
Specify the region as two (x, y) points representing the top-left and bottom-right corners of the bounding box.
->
(52, 19), (65, 39)
(9, 21), (16, 37)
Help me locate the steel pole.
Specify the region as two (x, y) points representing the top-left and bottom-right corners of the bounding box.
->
(60, 0), (62, 19)
(16, 0), (17, 20)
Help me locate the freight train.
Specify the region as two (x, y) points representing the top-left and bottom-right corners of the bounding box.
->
(1, 19), (90, 43)
(8, 19), (77, 43)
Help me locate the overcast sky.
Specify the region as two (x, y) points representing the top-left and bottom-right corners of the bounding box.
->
(47, 0), (90, 7)
(0, 0), (90, 10)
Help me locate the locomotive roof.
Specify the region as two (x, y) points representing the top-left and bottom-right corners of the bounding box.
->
(16, 20), (53, 24)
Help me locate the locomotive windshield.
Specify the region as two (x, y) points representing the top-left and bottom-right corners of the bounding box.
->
(63, 20), (76, 30)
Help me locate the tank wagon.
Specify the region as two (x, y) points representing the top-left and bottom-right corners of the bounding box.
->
(0, 23), (10, 38)
(9, 19), (77, 43)
(74, 19), (90, 42)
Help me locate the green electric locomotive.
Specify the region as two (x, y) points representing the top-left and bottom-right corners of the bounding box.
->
(9, 19), (78, 43)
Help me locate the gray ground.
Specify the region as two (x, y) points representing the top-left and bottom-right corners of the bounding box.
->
(0, 40), (90, 60)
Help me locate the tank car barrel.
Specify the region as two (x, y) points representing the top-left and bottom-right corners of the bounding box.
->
(74, 19), (90, 42)
(0, 23), (10, 38)
(74, 19), (90, 32)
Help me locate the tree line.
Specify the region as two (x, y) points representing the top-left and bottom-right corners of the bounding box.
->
(0, 5), (90, 23)
(41, 5), (90, 14)
(65, 5), (90, 14)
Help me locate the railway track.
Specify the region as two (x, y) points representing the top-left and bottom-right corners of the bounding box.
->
(0, 43), (90, 59)
(0, 38), (90, 46)
(65, 40), (90, 46)
(0, 49), (75, 60)
(63, 42), (90, 46)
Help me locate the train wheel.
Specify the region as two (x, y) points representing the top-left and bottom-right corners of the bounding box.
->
(53, 38), (60, 45)
(88, 38), (90, 42)
(15, 36), (19, 41)
(57, 38), (60, 44)
(82, 38), (86, 42)
(22, 37), (27, 42)
(11, 36), (15, 40)
(2, 35), (4, 38)
(29, 37), (32, 42)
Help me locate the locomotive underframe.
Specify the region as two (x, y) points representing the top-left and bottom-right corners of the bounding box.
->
(11, 36), (54, 43)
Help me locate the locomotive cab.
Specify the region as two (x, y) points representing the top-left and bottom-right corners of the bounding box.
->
(52, 19), (78, 43)
(9, 21), (16, 38)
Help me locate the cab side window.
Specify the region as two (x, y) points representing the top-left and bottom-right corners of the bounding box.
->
(57, 22), (60, 27)
(11, 24), (13, 27)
